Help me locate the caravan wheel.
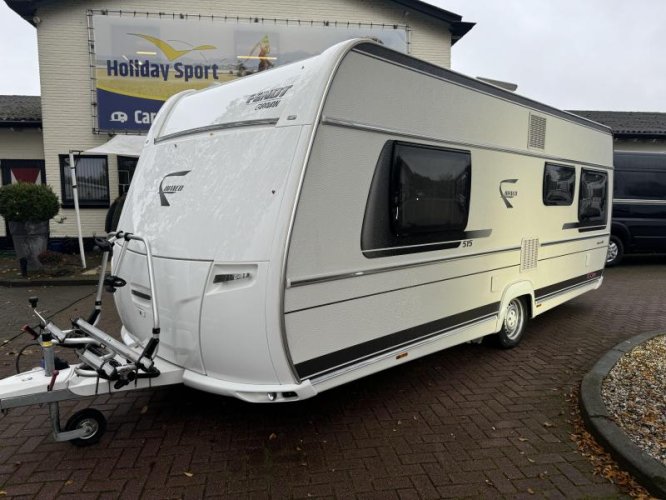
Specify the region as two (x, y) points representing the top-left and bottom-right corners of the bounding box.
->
(495, 297), (527, 349)
(65, 409), (107, 447)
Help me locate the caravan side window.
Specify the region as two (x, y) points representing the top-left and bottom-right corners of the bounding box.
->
(361, 141), (472, 258)
(543, 163), (575, 206)
(578, 169), (608, 226)
(391, 143), (471, 235)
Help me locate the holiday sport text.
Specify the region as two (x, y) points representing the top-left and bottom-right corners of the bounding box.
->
(106, 60), (220, 82)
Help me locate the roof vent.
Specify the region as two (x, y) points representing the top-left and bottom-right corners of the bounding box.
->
(528, 114), (547, 149)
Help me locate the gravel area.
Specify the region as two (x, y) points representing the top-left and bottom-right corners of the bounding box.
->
(602, 334), (666, 466)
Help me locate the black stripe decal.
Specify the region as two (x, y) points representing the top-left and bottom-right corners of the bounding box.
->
(562, 222), (608, 233)
(295, 302), (500, 379)
(535, 270), (603, 300)
(540, 234), (609, 247)
(362, 229), (492, 259)
(287, 263), (518, 314)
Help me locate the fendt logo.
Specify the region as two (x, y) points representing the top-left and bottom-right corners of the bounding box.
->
(159, 170), (191, 207)
(499, 179), (519, 208)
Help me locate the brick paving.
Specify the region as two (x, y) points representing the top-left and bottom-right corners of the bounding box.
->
(0, 258), (664, 498)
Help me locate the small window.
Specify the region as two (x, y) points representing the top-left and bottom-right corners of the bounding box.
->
(117, 155), (138, 195)
(59, 155), (110, 208)
(543, 163), (575, 206)
(578, 169), (608, 225)
(390, 143), (471, 236)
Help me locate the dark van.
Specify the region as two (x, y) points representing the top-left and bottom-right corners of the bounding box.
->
(607, 151), (666, 265)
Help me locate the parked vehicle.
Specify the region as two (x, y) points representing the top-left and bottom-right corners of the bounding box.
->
(607, 151), (666, 266)
(0, 39), (613, 445)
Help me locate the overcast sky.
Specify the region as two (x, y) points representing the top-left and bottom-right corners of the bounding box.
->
(433, 0), (666, 111)
(0, 0), (664, 112)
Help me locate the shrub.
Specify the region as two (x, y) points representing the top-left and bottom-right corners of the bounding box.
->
(0, 182), (60, 222)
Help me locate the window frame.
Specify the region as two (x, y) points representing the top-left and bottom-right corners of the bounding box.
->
(117, 155), (139, 196)
(59, 154), (110, 209)
(542, 162), (575, 206)
(578, 168), (608, 226)
(361, 140), (473, 258)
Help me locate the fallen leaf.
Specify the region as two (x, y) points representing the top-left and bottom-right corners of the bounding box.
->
(543, 422), (554, 428)
(184, 471), (193, 478)
(527, 458), (535, 463)
(140, 406), (149, 414)
(0, 491), (6, 496)
(518, 437), (528, 442)
(65, 480), (74, 486)
(527, 488), (535, 494)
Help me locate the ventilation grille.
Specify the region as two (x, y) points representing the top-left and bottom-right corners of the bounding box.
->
(520, 238), (539, 272)
(528, 114), (547, 149)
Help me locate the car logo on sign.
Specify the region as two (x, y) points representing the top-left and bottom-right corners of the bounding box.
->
(110, 111), (128, 123)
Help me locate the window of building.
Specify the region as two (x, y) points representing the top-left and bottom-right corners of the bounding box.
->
(578, 169), (608, 225)
(117, 156), (138, 195)
(543, 163), (575, 206)
(361, 141), (472, 257)
(59, 155), (110, 208)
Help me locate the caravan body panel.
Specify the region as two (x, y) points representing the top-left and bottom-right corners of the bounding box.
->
(284, 43), (612, 383)
(113, 40), (612, 400)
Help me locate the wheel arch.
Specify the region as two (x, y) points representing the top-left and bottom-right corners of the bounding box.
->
(611, 221), (631, 246)
(496, 280), (535, 332)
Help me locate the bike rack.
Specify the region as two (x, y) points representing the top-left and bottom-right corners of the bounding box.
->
(0, 231), (179, 446)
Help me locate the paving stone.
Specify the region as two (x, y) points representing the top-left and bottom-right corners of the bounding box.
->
(0, 261), (663, 497)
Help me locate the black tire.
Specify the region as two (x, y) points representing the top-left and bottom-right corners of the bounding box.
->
(494, 297), (528, 349)
(65, 408), (107, 447)
(606, 235), (624, 267)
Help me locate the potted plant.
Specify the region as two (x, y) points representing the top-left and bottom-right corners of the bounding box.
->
(0, 182), (60, 276)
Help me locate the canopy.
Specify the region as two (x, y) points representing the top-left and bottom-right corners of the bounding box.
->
(84, 134), (146, 157)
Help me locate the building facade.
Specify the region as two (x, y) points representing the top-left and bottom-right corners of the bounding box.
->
(2, 0), (473, 242)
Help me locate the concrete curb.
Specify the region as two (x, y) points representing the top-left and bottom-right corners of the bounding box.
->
(580, 331), (666, 498)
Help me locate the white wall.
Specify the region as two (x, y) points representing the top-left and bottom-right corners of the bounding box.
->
(34, 0), (454, 237)
(0, 127), (44, 160)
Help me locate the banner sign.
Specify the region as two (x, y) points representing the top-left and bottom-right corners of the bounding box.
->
(92, 14), (408, 132)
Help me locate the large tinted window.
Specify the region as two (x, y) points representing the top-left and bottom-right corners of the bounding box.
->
(391, 143), (471, 235)
(578, 169), (608, 225)
(361, 141), (472, 258)
(543, 163), (575, 206)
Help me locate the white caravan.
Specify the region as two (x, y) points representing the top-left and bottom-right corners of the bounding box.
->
(0, 40), (612, 445)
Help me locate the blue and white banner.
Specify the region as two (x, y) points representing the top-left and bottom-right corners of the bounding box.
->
(92, 14), (408, 132)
